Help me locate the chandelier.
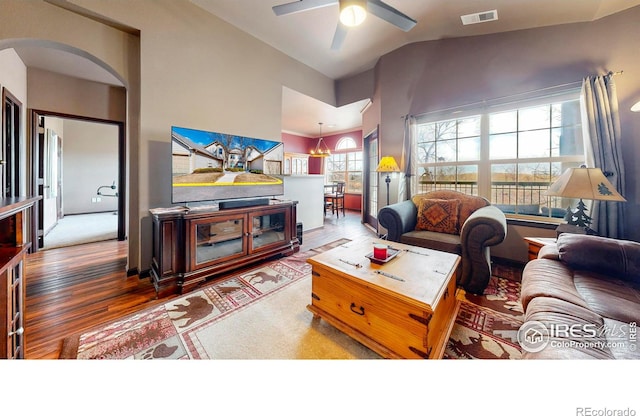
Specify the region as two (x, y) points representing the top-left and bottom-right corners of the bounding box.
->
(310, 122), (331, 157)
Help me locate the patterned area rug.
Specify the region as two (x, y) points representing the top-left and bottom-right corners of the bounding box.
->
(444, 263), (524, 359)
(59, 238), (359, 359)
(60, 240), (524, 360)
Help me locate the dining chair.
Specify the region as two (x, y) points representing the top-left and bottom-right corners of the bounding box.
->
(325, 181), (345, 217)
(323, 184), (335, 215)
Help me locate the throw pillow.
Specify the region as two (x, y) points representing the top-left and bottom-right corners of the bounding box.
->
(557, 234), (640, 283)
(415, 198), (461, 235)
(412, 191), (489, 224)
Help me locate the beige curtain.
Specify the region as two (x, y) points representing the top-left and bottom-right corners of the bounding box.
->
(581, 74), (626, 239)
(398, 115), (416, 202)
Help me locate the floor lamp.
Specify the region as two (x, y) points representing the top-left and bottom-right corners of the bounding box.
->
(376, 156), (401, 206)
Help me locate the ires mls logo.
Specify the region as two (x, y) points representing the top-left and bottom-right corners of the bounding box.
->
(517, 321), (638, 353)
(517, 321), (550, 353)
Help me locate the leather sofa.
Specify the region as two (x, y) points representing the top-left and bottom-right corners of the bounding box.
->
(520, 234), (640, 359)
(378, 190), (507, 294)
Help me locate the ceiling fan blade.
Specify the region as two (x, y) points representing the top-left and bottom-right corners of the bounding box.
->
(367, 0), (417, 32)
(272, 0), (337, 16)
(331, 22), (348, 50)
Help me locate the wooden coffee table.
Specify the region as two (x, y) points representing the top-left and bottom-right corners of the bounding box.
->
(306, 237), (461, 359)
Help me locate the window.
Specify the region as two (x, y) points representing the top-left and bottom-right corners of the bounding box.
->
(325, 136), (362, 194)
(336, 136), (357, 150)
(414, 93), (585, 220)
(325, 151), (363, 194)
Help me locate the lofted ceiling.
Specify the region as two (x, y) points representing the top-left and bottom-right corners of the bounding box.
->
(12, 0), (640, 137)
(192, 0), (640, 81)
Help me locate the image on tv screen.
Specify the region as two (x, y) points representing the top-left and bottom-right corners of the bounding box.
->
(171, 126), (285, 203)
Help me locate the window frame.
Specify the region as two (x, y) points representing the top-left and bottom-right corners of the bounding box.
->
(412, 89), (587, 222)
(335, 136), (357, 150)
(324, 150), (363, 195)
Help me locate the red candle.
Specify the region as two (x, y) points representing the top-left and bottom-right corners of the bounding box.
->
(373, 244), (387, 260)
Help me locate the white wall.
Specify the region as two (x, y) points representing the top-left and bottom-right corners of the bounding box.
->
(62, 119), (119, 214)
(42, 117), (63, 234)
(0, 48), (27, 197)
(283, 175), (324, 232)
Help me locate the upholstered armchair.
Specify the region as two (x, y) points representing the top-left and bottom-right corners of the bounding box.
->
(378, 190), (507, 294)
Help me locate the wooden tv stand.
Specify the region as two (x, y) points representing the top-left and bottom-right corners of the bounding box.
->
(150, 199), (299, 298)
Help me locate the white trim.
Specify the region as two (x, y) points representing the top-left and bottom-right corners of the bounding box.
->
(415, 86), (581, 123)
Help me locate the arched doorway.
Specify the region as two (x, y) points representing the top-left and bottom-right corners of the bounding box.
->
(0, 39), (128, 251)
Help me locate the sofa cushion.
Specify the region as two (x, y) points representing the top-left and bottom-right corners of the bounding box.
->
(573, 271), (640, 324)
(557, 234), (640, 284)
(415, 198), (460, 235)
(400, 230), (461, 254)
(523, 296), (613, 359)
(520, 258), (590, 312)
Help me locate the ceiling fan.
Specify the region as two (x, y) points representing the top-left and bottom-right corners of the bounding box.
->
(272, 0), (417, 50)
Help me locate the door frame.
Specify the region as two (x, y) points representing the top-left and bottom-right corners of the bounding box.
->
(29, 109), (126, 251)
(2, 87), (22, 198)
(362, 126), (379, 231)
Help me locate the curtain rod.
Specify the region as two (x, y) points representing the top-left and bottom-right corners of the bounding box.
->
(410, 70), (624, 119)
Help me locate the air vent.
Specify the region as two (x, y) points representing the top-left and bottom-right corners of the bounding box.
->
(461, 9), (498, 25)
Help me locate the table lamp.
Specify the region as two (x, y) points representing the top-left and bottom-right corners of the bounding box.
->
(376, 156), (401, 206)
(544, 166), (626, 234)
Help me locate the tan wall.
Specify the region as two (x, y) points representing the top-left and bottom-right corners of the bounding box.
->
(1, 0), (139, 267)
(28, 68), (127, 122)
(1, 0), (335, 272)
(78, 0), (335, 271)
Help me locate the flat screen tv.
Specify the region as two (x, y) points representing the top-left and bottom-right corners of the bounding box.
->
(171, 126), (285, 204)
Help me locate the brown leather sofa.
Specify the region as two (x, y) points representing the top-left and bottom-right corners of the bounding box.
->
(378, 190), (507, 294)
(520, 234), (640, 359)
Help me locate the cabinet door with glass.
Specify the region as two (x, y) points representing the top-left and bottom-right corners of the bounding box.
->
(284, 153), (308, 175)
(249, 208), (290, 252)
(1, 251), (26, 359)
(189, 214), (247, 268)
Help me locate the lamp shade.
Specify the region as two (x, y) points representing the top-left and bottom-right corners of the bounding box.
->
(544, 167), (626, 202)
(376, 156), (401, 173)
(631, 100), (640, 112)
(339, 0), (367, 27)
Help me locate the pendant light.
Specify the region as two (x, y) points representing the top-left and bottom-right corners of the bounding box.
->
(310, 122), (331, 157)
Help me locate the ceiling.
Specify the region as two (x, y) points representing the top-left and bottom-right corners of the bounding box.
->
(12, 0), (640, 137)
(192, 0), (638, 81)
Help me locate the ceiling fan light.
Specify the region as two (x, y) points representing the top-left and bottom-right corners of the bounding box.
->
(339, 0), (367, 27)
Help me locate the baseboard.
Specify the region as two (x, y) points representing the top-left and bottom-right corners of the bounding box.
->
(138, 268), (151, 279)
(491, 255), (526, 270)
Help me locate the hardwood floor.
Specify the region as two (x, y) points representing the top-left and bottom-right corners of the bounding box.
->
(24, 210), (376, 359)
